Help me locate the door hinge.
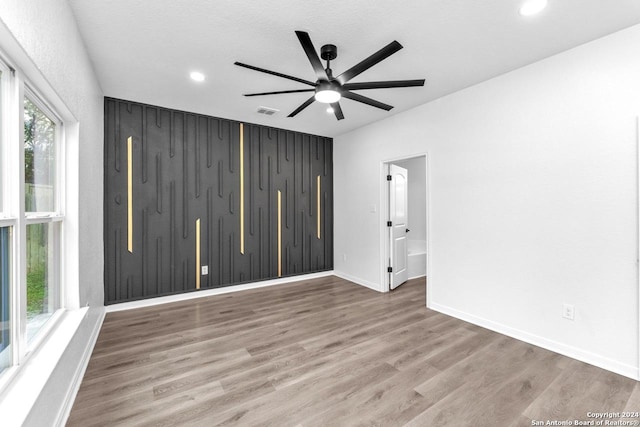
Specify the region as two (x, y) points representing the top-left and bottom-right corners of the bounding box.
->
(386, 174), (392, 181)
(387, 221), (392, 227)
(387, 266), (393, 273)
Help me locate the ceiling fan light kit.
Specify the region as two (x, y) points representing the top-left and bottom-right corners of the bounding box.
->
(315, 81), (341, 103)
(235, 30), (425, 120)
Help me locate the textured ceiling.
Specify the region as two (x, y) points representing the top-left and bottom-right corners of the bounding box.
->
(68, 0), (640, 137)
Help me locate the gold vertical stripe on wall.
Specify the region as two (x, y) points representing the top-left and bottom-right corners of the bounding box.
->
(127, 136), (133, 253)
(196, 218), (201, 289)
(240, 123), (245, 254)
(277, 190), (282, 277)
(317, 175), (321, 239)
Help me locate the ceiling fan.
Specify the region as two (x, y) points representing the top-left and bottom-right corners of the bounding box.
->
(234, 31), (426, 121)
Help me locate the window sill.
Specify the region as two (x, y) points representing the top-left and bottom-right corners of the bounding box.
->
(0, 306), (88, 426)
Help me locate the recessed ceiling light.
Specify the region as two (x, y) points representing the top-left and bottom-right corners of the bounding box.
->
(519, 0), (547, 16)
(190, 71), (205, 82)
(326, 106), (334, 114)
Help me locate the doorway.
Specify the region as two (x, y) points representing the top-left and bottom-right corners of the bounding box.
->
(382, 154), (429, 292)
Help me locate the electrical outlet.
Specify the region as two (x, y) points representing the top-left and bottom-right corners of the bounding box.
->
(343, 254), (347, 262)
(201, 265), (209, 275)
(562, 303), (575, 320)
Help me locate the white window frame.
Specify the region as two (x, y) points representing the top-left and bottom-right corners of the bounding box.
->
(23, 86), (65, 351)
(0, 52), (68, 390)
(0, 56), (19, 376)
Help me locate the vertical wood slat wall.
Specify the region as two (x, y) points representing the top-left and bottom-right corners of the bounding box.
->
(104, 98), (334, 304)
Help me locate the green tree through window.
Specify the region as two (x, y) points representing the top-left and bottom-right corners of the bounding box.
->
(23, 97), (56, 331)
(24, 97), (55, 212)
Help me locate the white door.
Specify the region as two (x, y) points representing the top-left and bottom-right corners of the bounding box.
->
(389, 164), (408, 290)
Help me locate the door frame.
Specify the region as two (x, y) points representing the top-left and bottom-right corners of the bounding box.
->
(379, 153), (432, 307)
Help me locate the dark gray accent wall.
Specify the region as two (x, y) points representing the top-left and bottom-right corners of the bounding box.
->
(104, 98), (333, 304)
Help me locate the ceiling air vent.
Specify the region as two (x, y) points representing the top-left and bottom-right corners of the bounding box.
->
(257, 106), (279, 116)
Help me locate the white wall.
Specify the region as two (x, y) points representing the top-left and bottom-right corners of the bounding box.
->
(0, 0), (105, 424)
(334, 24), (640, 378)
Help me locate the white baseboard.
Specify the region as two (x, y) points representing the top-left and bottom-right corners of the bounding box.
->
(408, 274), (426, 280)
(333, 271), (383, 292)
(430, 301), (639, 380)
(55, 308), (105, 427)
(106, 271), (335, 312)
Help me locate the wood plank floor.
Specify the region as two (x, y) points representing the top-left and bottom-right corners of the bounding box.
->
(68, 276), (639, 426)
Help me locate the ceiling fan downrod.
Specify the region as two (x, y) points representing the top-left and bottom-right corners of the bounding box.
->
(321, 44), (337, 80)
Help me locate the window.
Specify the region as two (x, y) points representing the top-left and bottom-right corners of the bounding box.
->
(23, 95), (62, 342)
(0, 56), (65, 377)
(24, 97), (57, 213)
(0, 64), (10, 374)
(0, 227), (10, 371)
(25, 222), (59, 341)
